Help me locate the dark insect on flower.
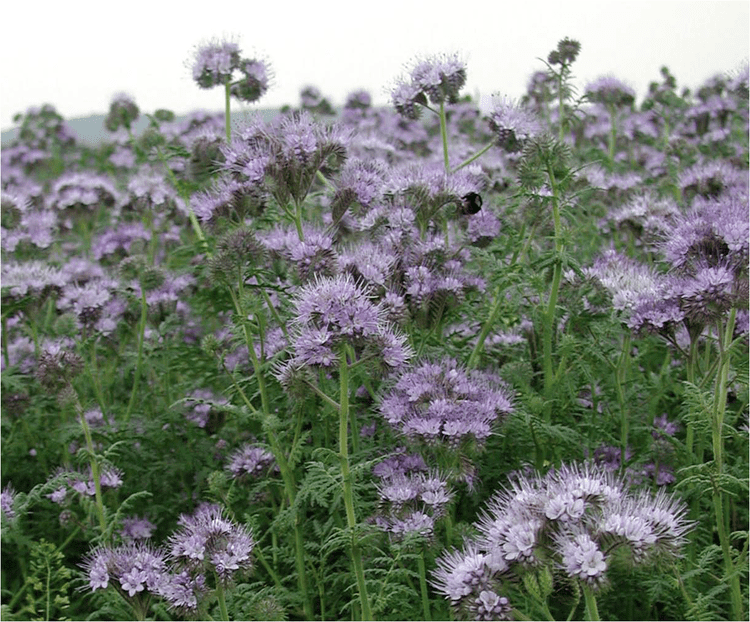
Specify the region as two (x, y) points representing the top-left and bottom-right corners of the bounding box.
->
(460, 192), (483, 215)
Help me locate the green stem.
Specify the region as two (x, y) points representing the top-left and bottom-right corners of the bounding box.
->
(291, 198), (305, 241)
(87, 339), (109, 425)
(224, 79), (232, 143)
(542, 164), (564, 415)
(451, 141), (494, 173)
(582, 585), (600, 621)
(215, 575), (229, 621)
(417, 549), (432, 621)
(616, 333), (631, 462)
(467, 284), (503, 368)
(228, 286), (312, 619)
(2, 315), (10, 369)
(339, 347), (373, 620)
(124, 287), (148, 425)
(439, 100), (450, 173)
(558, 67), (566, 142)
(607, 105), (617, 168)
(711, 307), (743, 621)
(76, 398), (107, 535)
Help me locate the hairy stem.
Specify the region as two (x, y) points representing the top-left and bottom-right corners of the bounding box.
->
(339, 346), (373, 620)
(124, 287), (148, 425)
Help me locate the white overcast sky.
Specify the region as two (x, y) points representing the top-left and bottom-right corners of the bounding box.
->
(1, 0), (748, 131)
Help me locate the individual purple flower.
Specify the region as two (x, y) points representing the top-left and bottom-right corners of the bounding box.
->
(299, 85), (335, 115)
(663, 191), (749, 273)
(47, 487), (67, 504)
(468, 589), (513, 621)
(372, 450), (428, 479)
(167, 503), (255, 583)
(226, 444), (277, 479)
(191, 38), (241, 89)
(338, 240), (395, 290)
(488, 95), (543, 151)
(677, 160), (747, 199)
(605, 192), (679, 244)
(556, 530), (608, 586)
(378, 358), (513, 448)
(651, 413), (680, 439)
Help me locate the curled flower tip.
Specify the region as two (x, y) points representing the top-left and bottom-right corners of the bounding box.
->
(191, 38), (242, 89)
(231, 58), (272, 103)
(488, 96), (542, 151)
(548, 37), (581, 66)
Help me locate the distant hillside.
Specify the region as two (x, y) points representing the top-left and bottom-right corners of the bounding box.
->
(1, 108), (282, 148)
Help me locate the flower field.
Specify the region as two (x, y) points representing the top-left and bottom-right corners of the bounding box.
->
(1, 38), (748, 621)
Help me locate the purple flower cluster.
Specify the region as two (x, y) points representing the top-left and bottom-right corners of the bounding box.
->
(46, 171), (120, 215)
(226, 444), (278, 480)
(191, 38), (271, 104)
(194, 111), (349, 223)
(488, 96), (543, 151)
(585, 75), (637, 108)
(82, 541), (167, 596)
(373, 467), (453, 541)
(167, 503), (255, 583)
(191, 39), (242, 89)
(432, 462), (693, 619)
(46, 465), (124, 503)
(279, 274), (411, 374)
(391, 53), (467, 119)
(378, 358), (513, 448)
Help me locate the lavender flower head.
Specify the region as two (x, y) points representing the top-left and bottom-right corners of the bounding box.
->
(231, 58), (272, 103)
(391, 53), (467, 118)
(226, 444), (278, 480)
(431, 462), (694, 619)
(167, 503), (255, 583)
(191, 38), (241, 89)
(488, 96), (543, 151)
(81, 542), (167, 597)
(379, 358), (514, 449)
(374, 468), (454, 541)
(280, 274), (412, 373)
(585, 75), (637, 108)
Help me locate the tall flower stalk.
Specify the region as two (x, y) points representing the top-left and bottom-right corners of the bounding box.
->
(338, 346), (373, 620)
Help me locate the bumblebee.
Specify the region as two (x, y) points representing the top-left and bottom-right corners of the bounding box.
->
(459, 192), (483, 215)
